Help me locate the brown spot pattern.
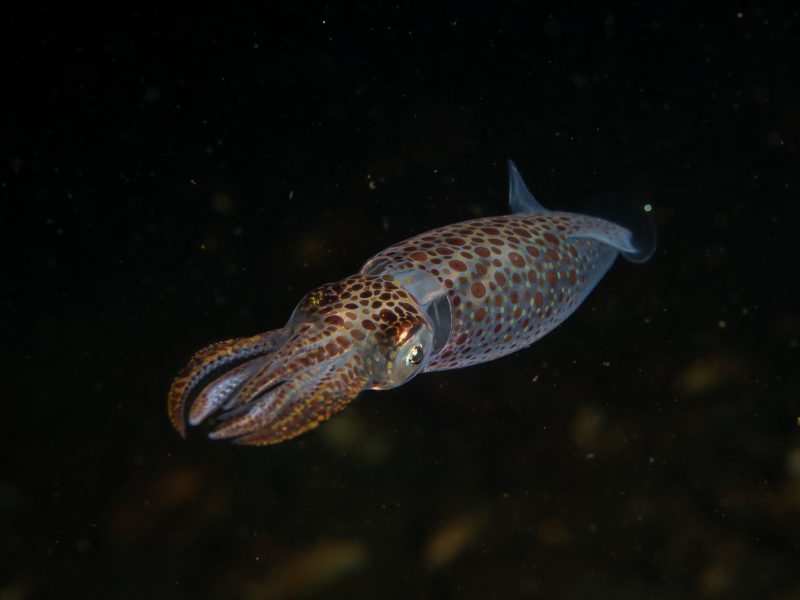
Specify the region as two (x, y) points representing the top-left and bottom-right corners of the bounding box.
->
(359, 211), (619, 371)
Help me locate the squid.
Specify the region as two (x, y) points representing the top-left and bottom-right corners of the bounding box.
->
(168, 161), (655, 445)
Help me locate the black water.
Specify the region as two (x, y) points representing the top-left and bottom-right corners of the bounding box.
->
(6, 4), (799, 598)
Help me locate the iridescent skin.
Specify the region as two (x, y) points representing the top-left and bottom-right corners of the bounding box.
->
(168, 162), (653, 445)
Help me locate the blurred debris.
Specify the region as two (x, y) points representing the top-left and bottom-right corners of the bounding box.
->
(535, 518), (571, 546)
(296, 232), (329, 268)
(242, 540), (366, 600)
(211, 192), (234, 215)
(0, 579), (36, 600)
(788, 446), (800, 479)
(696, 541), (744, 597)
(572, 403), (607, 450)
(106, 464), (227, 551)
(320, 413), (393, 464)
(423, 510), (486, 569)
(697, 558), (733, 596)
(771, 480), (800, 517)
(674, 356), (747, 395)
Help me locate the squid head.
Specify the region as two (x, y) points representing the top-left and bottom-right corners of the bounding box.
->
(167, 273), (435, 445)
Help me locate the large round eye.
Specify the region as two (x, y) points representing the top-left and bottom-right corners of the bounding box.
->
(406, 344), (424, 366)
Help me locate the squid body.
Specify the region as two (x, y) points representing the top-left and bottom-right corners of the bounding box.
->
(168, 161), (654, 445)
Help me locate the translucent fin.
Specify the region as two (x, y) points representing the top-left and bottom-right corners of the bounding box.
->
(570, 195), (656, 263)
(507, 160), (548, 214)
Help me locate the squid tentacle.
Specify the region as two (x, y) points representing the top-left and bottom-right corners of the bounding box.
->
(187, 353), (273, 426)
(222, 324), (353, 413)
(209, 352), (347, 440)
(167, 328), (288, 437)
(232, 354), (369, 446)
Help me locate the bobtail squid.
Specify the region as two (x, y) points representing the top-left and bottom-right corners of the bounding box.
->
(168, 161), (655, 446)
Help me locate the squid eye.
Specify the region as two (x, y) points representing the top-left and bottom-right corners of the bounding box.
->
(406, 344), (424, 366)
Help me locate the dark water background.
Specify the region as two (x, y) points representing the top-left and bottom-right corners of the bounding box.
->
(5, 3), (800, 598)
